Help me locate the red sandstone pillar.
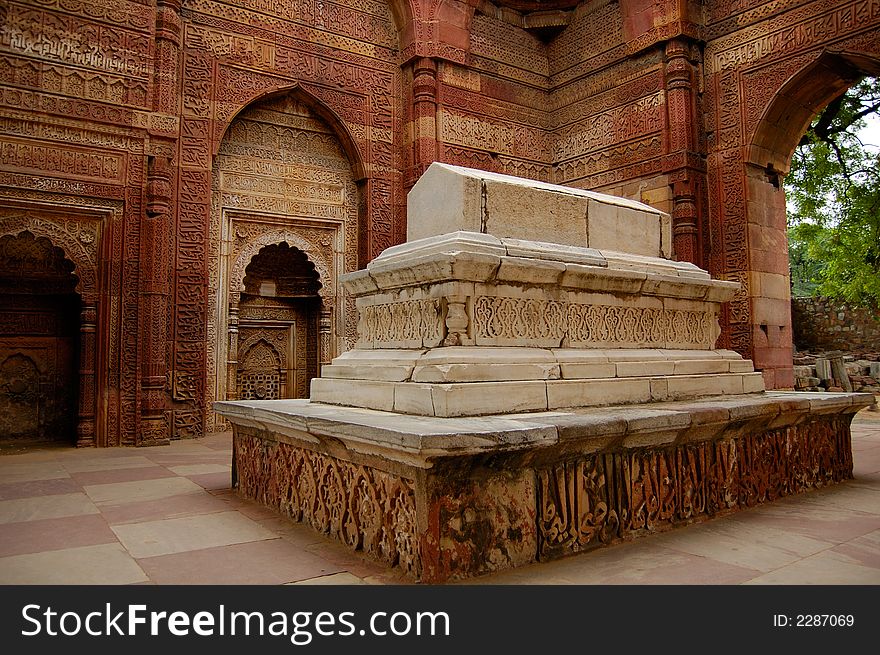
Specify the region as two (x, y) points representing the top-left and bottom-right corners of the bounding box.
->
(408, 57), (439, 186)
(138, 0), (182, 444)
(76, 301), (98, 447)
(663, 39), (705, 267)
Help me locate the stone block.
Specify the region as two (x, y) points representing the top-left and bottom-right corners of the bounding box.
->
(407, 164), (483, 239)
(422, 468), (537, 582)
(501, 239), (605, 267)
(558, 362), (618, 379)
(486, 181), (588, 247)
(588, 201), (664, 258)
(665, 374), (744, 400)
(546, 378), (652, 409)
(431, 381), (549, 417)
(650, 378), (668, 401)
(728, 358), (756, 373)
(341, 269), (378, 295)
(617, 408), (691, 448)
(671, 359), (731, 375)
(309, 378), (396, 412)
(411, 347), (559, 383)
(496, 256), (566, 285)
(616, 360), (675, 377)
(553, 350), (616, 379)
(393, 384), (436, 416)
(561, 264), (645, 294)
(815, 358), (833, 381)
(320, 350), (424, 382)
(407, 163), (669, 256)
(742, 373), (766, 393)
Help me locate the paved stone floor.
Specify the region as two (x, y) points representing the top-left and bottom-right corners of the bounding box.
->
(1, 408), (878, 585)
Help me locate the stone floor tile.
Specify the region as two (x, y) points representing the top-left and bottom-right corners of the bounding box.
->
(743, 549), (880, 585)
(0, 513), (117, 557)
(471, 538), (761, 585)
(0, 492), (98, 524)
(0, 460), (69, 484)
(70, 466), (177, 486)
(61, 455), (157, 474)
(83, 477), (203, 505)
(111, 511), (277, 558)
(166, 463), (230, 476)
(302, 540), (407, 580)
(100, 492), (232, 525)
(290, 572), (368, 585)
(645, 517), (835, 573)
(0, 543), (148, 585)
(144, 453), (232, 466)
(0, 477), (81, 501)
(717, 495), (880, 544)
(829, 529), (880, 569)
(797, 483), (880, 515)
(186, 472), (232, 491)
(137, 538), (344, 585)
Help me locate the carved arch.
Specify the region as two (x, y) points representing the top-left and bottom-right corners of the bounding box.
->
(0, 218), (98, 301)
(749, 50), (880, 174)
(239, 337), (283, 370)
(212, 85), (366, 180)
(230, 231), (332, 300)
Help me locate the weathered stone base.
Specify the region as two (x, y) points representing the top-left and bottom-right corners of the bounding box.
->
(220, 392), (871, 583)
(233, 432), (421, 578)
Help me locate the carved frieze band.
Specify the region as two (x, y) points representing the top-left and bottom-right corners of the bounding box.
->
(234, 433), (419, 576)
(474, 297), (715, 348)
(537, 418), (852, 559)
(358, 299), (442, 346)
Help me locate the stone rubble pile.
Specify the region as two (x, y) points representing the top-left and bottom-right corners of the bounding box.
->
(793, 351), (880, 394)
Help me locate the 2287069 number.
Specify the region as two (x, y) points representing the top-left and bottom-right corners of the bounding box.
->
(796, 615), (854, 627)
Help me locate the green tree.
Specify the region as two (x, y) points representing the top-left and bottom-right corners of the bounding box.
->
(785, 76), (880, 307)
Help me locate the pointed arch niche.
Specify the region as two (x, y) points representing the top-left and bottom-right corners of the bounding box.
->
(210, 89), (362, 417)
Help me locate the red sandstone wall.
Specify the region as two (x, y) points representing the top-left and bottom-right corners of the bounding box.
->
(437, 11), (551, 180)
(3, 0), (880, 444)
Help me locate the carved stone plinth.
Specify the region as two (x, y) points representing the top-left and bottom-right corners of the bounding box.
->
(312, 164), (760, 416)
(215, 163), (872, 581)
(216, 391), (873, 582)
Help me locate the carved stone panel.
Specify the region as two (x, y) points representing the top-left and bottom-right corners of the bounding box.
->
(210, 93), (359, 425)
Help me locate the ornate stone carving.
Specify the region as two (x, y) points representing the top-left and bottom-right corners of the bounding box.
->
(234, 432), (420, 576)
(537, 417), (853, 559)
(358, 299), (442, 347)
(471, 297), (715, 348)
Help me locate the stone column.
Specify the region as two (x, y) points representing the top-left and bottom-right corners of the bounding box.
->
(138, 0), (182, 443)
(226, 293), (240, 400)
(407, 57), (439, 187)
(154, 0), (182, 116)
(663, 39), (705, 267)
(319, 308), (333, 373)
(76, 301), (98, 447)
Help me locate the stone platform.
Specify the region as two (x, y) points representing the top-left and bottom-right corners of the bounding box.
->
(215, 163), (873, 582)
(216, 391), (873, 582)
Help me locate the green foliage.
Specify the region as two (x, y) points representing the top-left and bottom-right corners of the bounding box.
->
(785, 77), (880, 307)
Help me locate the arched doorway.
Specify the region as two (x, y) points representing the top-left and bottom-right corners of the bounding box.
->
(743, 51), (880, 388)
(0, 231), (80, 445)
(234, 243), (321, 400)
